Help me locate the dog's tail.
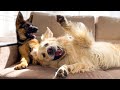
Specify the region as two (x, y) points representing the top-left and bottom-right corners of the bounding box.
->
(67, 22), (95, 48)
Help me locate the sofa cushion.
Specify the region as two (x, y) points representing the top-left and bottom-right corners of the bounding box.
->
(106, 68), (120, 79)
(31, 12), (95, 41)
(0, 64), (56, 79)
(0, 45), (18, 70)
(96, 16), (120, 43)
(0, 64), (118, 79)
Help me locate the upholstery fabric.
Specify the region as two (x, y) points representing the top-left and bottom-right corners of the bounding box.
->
(0, 45), (18, 70)
(96, 16), (120, 42)
(1, 12), (120, 79)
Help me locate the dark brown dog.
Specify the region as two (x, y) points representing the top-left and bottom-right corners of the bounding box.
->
(14, 11), (40, 70)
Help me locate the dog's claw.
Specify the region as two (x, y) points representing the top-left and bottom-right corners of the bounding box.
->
(56, 15), (69, 27)
(14, 63), (28, 70)
(53, 69), (68, 79)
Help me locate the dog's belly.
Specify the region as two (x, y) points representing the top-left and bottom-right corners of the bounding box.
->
(91, 42), (120, 69)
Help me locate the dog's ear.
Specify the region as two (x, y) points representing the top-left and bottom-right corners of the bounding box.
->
(41, 27), (53, 40)
(16, 11), (24, 25)
(27, 15), (33, 23)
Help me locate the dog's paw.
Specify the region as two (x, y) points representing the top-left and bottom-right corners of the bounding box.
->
(14, 63), (28, 70)
(56, 15), (66, 24)
(32, 60), (39, 65)
(53, 65), (69, 79)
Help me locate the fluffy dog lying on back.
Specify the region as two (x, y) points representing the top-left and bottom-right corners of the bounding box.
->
(34, 15), (120, 79)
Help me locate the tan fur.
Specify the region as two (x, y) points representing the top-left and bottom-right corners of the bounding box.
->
(37, 15), (120, 78)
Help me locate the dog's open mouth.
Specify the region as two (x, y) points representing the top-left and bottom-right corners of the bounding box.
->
(26, 33), (36, 39)
(26, 26), (38, 39)
(53, 46), (65, 60)
(47, 46), (65, 61)
(30, 33), (36, 38)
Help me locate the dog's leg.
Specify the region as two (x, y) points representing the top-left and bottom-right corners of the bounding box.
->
(57, 15), (93, 48)
(14, 56), (29, 70)
(30, 48), (39, 65)
(29, 39), (40, 65)
(53, 62), (95, 79)
(14, 44), (30, 70)
(56, 15), (71, 32)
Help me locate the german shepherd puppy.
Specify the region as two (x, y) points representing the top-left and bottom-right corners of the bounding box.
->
(14, 11), (39, 70)
(37, 15), (120, 79)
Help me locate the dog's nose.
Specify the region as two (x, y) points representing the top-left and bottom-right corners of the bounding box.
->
(29, 25), (39, 32)
(47, 46), (56, 56)
(33, 26), (38, 30)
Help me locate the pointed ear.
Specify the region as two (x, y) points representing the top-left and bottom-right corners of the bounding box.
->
(16, 11), (24, 25)
(41, 27), (53, 40)
(27, 14), (33, 23)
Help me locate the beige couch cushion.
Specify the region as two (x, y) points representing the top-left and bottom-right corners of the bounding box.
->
(0, 64), (56, 79)
(96, 16), (120, 43)
(0, 64), (115, 79)
(31, 12), (95, 41)
(0, 45), (18, 70)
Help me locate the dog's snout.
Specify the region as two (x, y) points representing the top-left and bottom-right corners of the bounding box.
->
(31, 25), (38, 30)
(47, 46), (56, 56)
(31, 25), (38, 29)
(28, 25), (38, 33)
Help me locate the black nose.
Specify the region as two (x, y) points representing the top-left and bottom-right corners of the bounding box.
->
(47, 46), (56, 56)
(28, 25), (38, 32)
(26, 25), (38, 33)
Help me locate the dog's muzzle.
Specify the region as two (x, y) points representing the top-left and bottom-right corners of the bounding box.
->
(47, 46), (56, 56)
(28, 25), (38, 33)
(47, 46), (65, 61)
(26, 25), (39, 39)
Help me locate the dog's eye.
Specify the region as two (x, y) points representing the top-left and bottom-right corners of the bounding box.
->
(19, 22), (25, 28)
(20, 24), (25, 28)
(44, 43), (49, 47)
(42, 53), (46, 58)
(26, 24), (30, 27)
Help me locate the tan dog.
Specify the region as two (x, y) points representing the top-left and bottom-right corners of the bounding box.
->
(14, 11), (40, 70)
(37, 15), (120, 79)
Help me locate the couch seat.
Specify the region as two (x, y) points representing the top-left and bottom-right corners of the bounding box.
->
(0, 64), (120, 79)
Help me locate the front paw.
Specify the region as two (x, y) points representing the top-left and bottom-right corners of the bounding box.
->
(32, 60), (38, 65)
(14, 63), (28, 70)
(53, 65), (69, 79)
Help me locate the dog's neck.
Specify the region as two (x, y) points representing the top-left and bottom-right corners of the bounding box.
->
(17, 38), (31, 46)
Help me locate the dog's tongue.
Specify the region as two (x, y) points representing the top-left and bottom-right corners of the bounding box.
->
(30, 33), (36, 38)
(33, 34), (36, 38)
(55, 50), (62, 56)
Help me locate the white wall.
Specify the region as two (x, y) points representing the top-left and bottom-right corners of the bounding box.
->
(36, 11), (120, 17)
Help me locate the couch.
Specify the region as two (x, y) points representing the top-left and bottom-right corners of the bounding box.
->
(1, 12), (120, 79)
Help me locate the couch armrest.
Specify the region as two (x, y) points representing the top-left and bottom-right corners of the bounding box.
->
(0, 44), (19, 70)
